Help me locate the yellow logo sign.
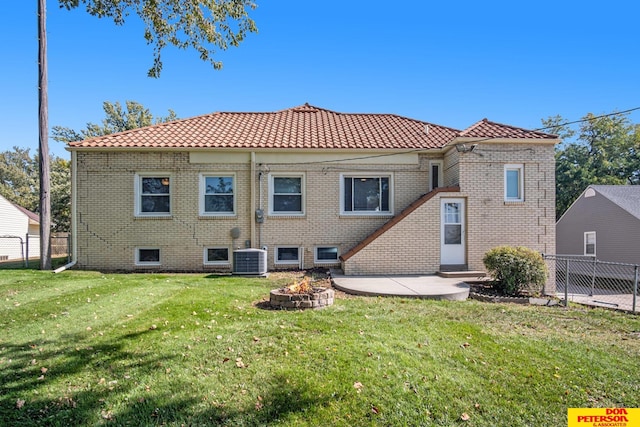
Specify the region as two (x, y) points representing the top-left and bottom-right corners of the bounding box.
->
(568, 408), (640, 427)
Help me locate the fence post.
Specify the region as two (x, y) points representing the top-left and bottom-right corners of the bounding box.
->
(589, 257), (596, 296)
(564, 258), (569, 307)
(24, 233), (29, 268)
(633, 265), (638, 313)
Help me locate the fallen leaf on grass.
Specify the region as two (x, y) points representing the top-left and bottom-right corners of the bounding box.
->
(371, 405), (380, 414)
(149, 324), (157, 330)
(461, 413), (470, 421)
(235, 358), (246, 368)
(353, 382), (363, 393)
(16, 399), (25, 409)
(40, 367), (48, 374)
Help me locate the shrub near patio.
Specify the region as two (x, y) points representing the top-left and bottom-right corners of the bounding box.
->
(483, 246), (548, 296)
(1, 269), (639, 426)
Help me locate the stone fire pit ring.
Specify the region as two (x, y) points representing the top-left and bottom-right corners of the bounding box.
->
(269, 287), (334, 310)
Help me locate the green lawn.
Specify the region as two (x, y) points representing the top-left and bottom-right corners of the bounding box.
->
(1, 269), (638, 426)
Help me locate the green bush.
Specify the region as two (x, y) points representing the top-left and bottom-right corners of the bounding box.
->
(482, 246), (548, 296)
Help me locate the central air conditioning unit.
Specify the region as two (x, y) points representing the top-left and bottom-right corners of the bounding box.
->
(232, 248), (267, 275)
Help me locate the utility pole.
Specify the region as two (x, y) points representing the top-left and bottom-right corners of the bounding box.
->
(38, 0), (52, 270)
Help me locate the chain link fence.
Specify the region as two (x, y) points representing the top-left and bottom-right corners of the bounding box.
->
(0, 233), (71, 269)
(545, 254), (638, 313)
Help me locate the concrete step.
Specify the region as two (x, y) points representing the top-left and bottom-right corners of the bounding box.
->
(437, 270), (487, 279)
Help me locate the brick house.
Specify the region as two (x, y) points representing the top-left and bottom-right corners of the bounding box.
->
(66, 103), (558, 274)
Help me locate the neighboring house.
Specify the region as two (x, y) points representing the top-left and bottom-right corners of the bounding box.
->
(0, 194), (40, 261)
(556, 185), (640, 265)
(66, 104), (558, 274)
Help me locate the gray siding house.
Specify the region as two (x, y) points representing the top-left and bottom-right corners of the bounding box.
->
(556, 185), (640, 265)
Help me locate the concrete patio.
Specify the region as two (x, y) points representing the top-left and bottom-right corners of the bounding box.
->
(330, 270), (471, 301)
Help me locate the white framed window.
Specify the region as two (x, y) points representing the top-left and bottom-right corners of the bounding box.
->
(204, 247), (230, 265)
(269, 173), (305, 215)
(341, 173), (393, 215)
(135, 173), (172, 216)
(584, 232), (596, 256)
(275, 246), (300, 265)
(504, 164), (524, 202)
(136, 248), (161, 266)
(200, 174), (235, 216)
(315, 246), (339, 264)
(429, 160), (443, 191)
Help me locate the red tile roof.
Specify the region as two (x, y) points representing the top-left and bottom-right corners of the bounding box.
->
(67, 104), (555, 150)
(460, 118), (557, 140)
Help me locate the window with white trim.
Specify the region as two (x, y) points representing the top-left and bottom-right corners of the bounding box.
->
(275, 246), (300, 264)
(584, 232), (596, 256)
(204, 247), (230, 265)
(135, 174), (171, 216)
(504, 164), (524, 202)
(341, 174), (392, 215)
(269, 174), (304, 215)
(200, 174), (235, 215)
(136, 248), (161, 265)
(315, 246), (339, 264)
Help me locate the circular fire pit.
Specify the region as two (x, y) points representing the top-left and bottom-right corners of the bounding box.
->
(269, 287), (335, 310)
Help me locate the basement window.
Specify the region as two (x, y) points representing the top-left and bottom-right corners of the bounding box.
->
(204, 247), (230, 265)
(275, 246), (300, 265)
(315, 247), (339, 264)
(136, 248), (161, 266)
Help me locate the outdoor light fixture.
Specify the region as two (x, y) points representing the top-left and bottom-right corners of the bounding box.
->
(455, 144), (478, 153)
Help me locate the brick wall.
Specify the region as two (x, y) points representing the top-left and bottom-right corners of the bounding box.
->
(74, 144), (555, 275)
(341, 143), (556, 277)
(74, 150), (436, 271)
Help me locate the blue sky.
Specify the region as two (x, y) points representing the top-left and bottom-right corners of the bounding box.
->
(1, 1), (639, 158)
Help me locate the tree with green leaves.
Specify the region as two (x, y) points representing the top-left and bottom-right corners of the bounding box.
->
(544, 112), (640, 219)
(0, 148), (70, 233)
(58, 0), (258, 78)
(52, 100), (178, 143)
(0, 101), (178, 233)
(37, 1), (257, 269)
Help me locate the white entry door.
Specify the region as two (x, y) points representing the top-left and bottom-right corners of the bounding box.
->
(440, 198), (465, 266)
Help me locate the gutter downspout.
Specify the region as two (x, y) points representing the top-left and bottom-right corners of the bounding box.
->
(250, 152), (256, 248)
(55, 150), (77, 273)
